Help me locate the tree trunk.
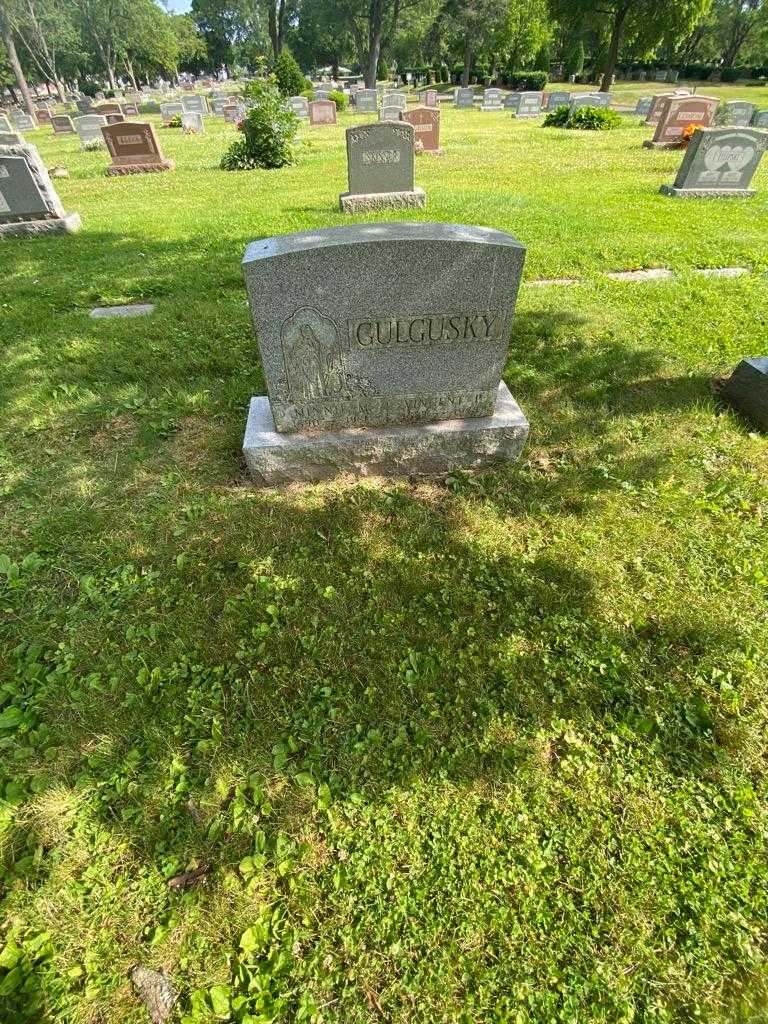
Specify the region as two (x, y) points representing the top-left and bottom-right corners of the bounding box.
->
(461, 35), (472, 87)
(365, 0), (384, 88)
(0, 6), (35, 116)
(600, 2), (630, 93)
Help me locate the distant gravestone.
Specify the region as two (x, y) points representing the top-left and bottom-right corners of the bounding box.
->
(160, 101), (184, 125)
(754, 109), (768, 128)
(723, 101), (756, 127)
(105, 113), (125, 125)
(0, 138), (81, 236)
(240, 222), (529, 483)
(122, 102), (140, 117)
(382, 92), (407, 110)
(585, 93), (610, 108)
(402, 106), (441, 155)
(644, 95), (719, 148)
(379, 105), (402, 122)
(10, 110), (37, 131)
(455, 88), (475, 109)
(74, 114), (107, 146)
(646, 92), (680, 125)
(569, 95), (598, 114)
(0, 131), (23, 146)
(314, 89), (331, 101)
(223, 103), (244, 123)
(423, 89), (438, 107)
(181, 94), (209, 115)
(635, 96), (653, 117)
(481, 88), (504, 111)
(0, 113), (11, 133)
(288, 96), (309, 118)
(660, 126), (767, 198)
(720, 358), (768, 430)
(182, 111), (204, 133)
(76, 97), (94, 114)
(102, 121), (173, 176)
(340, 121), (425, 212)
(51, 114), (75, 135)
(504, 93), (521, 112)
(211, 97), (226, 115)
(655, 70), (668, 82)
(34, 107), (51, 125)
(94, 102), (121, 116)
(355, 89), (378, 114)
(309, 99), (337, 126)
(547, 91), (571, 110)
(516, 92), (543, 118)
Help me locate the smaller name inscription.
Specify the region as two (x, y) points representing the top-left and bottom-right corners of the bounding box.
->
(117, 134), (143, 146)
(362, 149), (402, 165)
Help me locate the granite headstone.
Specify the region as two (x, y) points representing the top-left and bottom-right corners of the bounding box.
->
(340, 121), (425, 212)
(309, 99), (337, 126)
(102, 121), (173, 175)
(720, 358), (768, 430)
(455, 88), (475, 109)
(288, 95), (309, 117)
(402, 106), (441, 154)
(644, 95), (718, 148)
(74, 113), (107, 145)
(0, 139), (81, 235)
(660, 126), (767, 198)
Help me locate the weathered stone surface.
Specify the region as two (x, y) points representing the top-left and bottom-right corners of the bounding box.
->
(0, 113), (11, 133)
(90, 303), (155, 318)
(340, 187), (427, 212)
(504, 93), (521, 111)
(51, 114), (75, 134)
(341, 121), (420, 211)
(181, 94), (208, 115)
(0, 131), (23, 145)
(382, 91), (407, 110)
(182, 111), (204, 133)
(720, 357), (768, 430)
(455, 87), (475, 109)
(754, 109), (768, 128)
(0, 140), (80, 235)
(309, 99), (336, 126)
(635, 96), (652, 116)
(547, 91), (571, 110)
(129, 966), (178, 1024)
(160, 101), (183, 125)
(516, 92), (543, 118)
(10, 110), (37, 131)
(644, 95), (718, 148)
(355, 89), (378, 114)
(660, 126), (767, 198)
(379, 105), (402, 122)
(243, 381), (530, 485)
(723, 101), (756, 126)
(402, 106), (441, 154)
(94, 102), (121, 116)
(288, 95), (309, 117)
(74, 114), (107, 145)
(606, 268), (673, 281)
(241, 222), (527, 434)
(481, 88), (503, 111)
(102, 121), (173, 175)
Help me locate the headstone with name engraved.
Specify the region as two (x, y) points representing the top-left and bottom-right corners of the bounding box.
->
(288, 95), (309, 118)
(644, 94), (719, 148)
(382, 92), (407, 111)
(309, 99), (337, 126)
(340, 120), (425, 212)
(94, 102), (121, 116)
(122, 102), (140, 117)
(379, 105), (402, 122)
(720, 358), (768, 430)
(402, 106), (442, 155)
(34, 107), (51, 125)
(51, 114), (75, 135)
(314, 89), (330, 101)
(455, 87), (475, 109)
(660, 125), (767, 198)
(753, 109), (768, 128)
(223, 103), (245, 123)
(355, 89), (378, 114)
(645, 92), (683, 125)
(516, 92), (543, 118)
(0, 138), (81, 236)
(102, 121), (174, 175)
(74, 113), (107, 146)
(723, 101), (756, 127)
(76, 97), (94, 114)
(547, 91), (571, 110)
(160, 101), (184, 125)
(0, 131), (23, 145)
(422, 89), (438, 107)
(635, 96), (653, 116)
(181, 94), (209, 116)
(0, 113), (11, 133)
(481, 88), (504, 111)
(182, 111), (204, 133)
(240, 222), (529, 483)
(504, 92), (521, 112)
(11, 110), (37, 131)
(584, 92), (610, 108)
(211, 96), (226, 115)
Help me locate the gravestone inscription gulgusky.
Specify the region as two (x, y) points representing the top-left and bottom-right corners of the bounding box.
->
(240, 223), (529, 483)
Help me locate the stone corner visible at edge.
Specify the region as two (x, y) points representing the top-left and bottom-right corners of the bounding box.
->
(660, 185), (756, 198)
(339, 186), (427, 213)
(0, 212), (82, 236)
(241, 380), (530, 487)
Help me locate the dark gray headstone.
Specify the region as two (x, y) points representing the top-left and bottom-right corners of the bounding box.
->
(481, 88), (503, 111)
(547, 91), (571, 110)
(661, 126), (767, 197)
(635, 97), (652, 116)
(720, 358), (768, 430)
(455, 88), (475, 109)
(288, 95), (309, 117)
(355, 89), (378, 114)
(0, 140), (80, 234)
(343, 121), (415, 197)
(723, 101), (756, 127)
(516, 92), (543, 118)
(753, 109), (768, 128)
(504, 93), (521, 112)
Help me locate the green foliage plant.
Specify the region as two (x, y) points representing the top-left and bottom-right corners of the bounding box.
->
(220, 82), (298, 170)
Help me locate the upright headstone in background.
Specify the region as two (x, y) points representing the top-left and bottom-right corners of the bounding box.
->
(240, 223), (529, 483)
(182, 111), (204, 133)
(10, 110), (37, 131)
(635, 96), (653, 117)
(402, 106), (442, 155)
(547, 91), (571, 110)
(504, 93), (521, 112)
(481, 88), (504, 111)
(105, 113), (125, 125)
(660, 126), (767, 198)
(160, 101), (184, 125)
(516, 92), (543, 118)
(423, 89), (438, 107)
(0, 113), (11, 133)
(102, 121), (174, 175)
(379, 105), (402, 122)
(569, 95), (598, 114)
(34, 107), (51, 125)
(355, 89), (378, 114)
(382, 92), (407, 111)
(720, 358), (768, 430)
(723, 101), (756, 127)
(309, 99), (337, 126)
(455, 88), (475, 109)
(223, 103), (243, 123)
(76, 97), (94, 114)
(340, 121), (425, 212)
(644, 95), (718, 148)
(94, 102), (121, 116)
(645, 92), (681, 125)
(74, 114), (107, 146)
(288, 96), (309, 118)
(754, 109), (768, 128)
(181, 94), (209, 115)
(122, 102), (140, 117)
(0, 139), (81, 236)
(51, 114), (75, 135)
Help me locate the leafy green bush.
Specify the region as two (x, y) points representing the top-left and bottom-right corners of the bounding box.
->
(327, 89), (347, 111)
(565, 38), (585, 79)
(543, 104), (622, 131)
(507, 70), (548, 91)
(273, 48), (309, 97)
(220, 83), (298, 170)
(168, 114), (182, 128)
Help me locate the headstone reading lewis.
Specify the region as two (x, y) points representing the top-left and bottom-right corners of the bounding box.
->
(102, 121), (173, 175)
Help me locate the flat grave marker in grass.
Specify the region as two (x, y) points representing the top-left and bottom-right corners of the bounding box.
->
(0, 139), (81, 236)
(644, 95), (719, 149)
(102, 121), (174, 176)
(89, 303), (155, 318)
(660, 125), (768, 198)
(240, 222), (529, 483)
(340, 120), (424, 211)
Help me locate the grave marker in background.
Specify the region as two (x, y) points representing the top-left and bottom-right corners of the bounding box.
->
(455, 88), (475, 109)
(402, 106), (441, 154)
(723, 101), (756, 126)
(481, 88), (504, 111)
(660, 126), (767, 197)
(51, 114), (75, 135)
(355, 89), (378, 114)
(644, 95), (718, 149)
(547, 91), (571, 109)
(516, 92), (543, 118)
(340, 121), (425, 212)
(102, 121), (174, 175)
(309, 99), (337, 126)
(379, 105), (402, 121)
(182, 111), (204, 133)
(74, 114), (107, 145)
(288, 96), (309, 118)
(160, 101), (183, 125)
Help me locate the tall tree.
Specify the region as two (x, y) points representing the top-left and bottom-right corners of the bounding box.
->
(0, 0), (34, 113)
(712, 0), (767, 66)
(5, 0), (80, 101)
(191, 0), (249, 72)
(549, 0), (711, 91)
(170, 13), (208, 75)
(336, 0), (427, 88)
(259, 0), (294, 58)
(434, 0), (508, 86)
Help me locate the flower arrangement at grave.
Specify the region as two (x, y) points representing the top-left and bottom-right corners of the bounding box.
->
(680, 123), (698, 147)
(167, 114), (182, 128)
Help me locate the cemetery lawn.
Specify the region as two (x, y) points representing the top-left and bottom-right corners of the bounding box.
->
(2, 104), (768, 1024)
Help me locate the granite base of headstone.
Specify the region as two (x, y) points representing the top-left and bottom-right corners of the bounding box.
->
(240, 223), (529, 484)
(719, 358), (768, 430)
(339, 121), (426, 212)
(0, 139), (81, 236)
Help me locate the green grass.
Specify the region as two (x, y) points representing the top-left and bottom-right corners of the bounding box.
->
(1, 102), (768, 1024)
